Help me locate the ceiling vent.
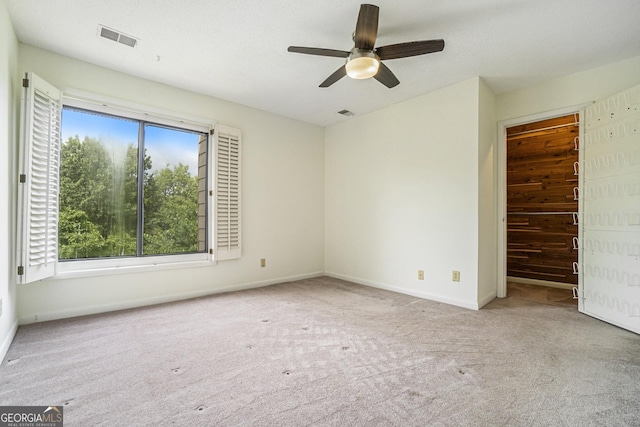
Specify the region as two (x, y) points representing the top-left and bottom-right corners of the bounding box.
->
(98, 25), (138, 48)
(338, 110), (355, 117)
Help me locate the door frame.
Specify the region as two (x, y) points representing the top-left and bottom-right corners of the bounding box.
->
(496, 103), (593, 298)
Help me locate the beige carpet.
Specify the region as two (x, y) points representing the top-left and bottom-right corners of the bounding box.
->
(507, 282), (577, 307)
(1, 276), (639, 426)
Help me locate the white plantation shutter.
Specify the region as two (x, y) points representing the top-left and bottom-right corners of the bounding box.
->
(214, 125), (241, 260)
(18, 73), (62, 283)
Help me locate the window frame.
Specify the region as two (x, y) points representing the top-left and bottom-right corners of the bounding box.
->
(56, 94), (214, 276)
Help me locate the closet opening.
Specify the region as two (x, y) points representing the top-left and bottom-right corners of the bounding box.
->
(498, 112), (582, 306)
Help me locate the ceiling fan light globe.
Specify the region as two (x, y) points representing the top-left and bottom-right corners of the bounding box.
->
(346, 52), (380, 79)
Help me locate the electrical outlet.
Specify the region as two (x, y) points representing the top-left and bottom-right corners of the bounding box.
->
(452, 270), (461, 282)
(418, 270), (424, 280)
(260, 258), (266, 268)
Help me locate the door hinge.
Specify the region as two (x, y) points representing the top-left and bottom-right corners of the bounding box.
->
(22, 78), (29, 88)
(209, 190), (213, 196)
(17, 266), (24, 276)
(19, 174), (26, 183)
(209, 249), (214, 255)
(210, 128), (215, 135)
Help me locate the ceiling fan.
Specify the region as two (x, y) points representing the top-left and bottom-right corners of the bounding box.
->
(288, 4), (445, 88)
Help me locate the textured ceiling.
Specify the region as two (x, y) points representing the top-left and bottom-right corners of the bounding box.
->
(5, 0), (640, 126)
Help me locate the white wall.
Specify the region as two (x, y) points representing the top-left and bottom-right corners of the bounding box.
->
(0, 1), (19, 360)
(324, 77), (489, 309)
(477, 78), (497, 307)
(16, 45), (325, 323)
(496, 55), (640, 122)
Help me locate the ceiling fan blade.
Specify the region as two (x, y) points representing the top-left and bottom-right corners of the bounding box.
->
(374, 62), (400, 88)
(354, 4), (379, 50)
(288, 46), (350, 58)
(376, 39), (445, 60)
(319, 65), (347, 87)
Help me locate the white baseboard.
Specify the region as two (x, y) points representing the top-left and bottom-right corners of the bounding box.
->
(18, 271), (325, 325)
(325, 271), (480, 310)
(0, 320), (19, 364)
(507, 276), (575, 290)
(17, 269), (499, 325)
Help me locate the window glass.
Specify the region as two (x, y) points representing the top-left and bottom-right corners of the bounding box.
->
(142, 124), (202, 255)
(59, 107), (207, 260)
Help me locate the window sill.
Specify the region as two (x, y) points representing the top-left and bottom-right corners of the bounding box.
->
(54, 255), (215, 280)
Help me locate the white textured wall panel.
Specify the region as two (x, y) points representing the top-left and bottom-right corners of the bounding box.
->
(581, 84), (640, 333)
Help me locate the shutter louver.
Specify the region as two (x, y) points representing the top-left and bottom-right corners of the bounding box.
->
(18, 73), (61, 283)
(215, 126), (241, 260)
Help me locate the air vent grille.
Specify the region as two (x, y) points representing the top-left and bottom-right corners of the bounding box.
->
(338, 110), (355, 117)
(98, 25), (138, 48)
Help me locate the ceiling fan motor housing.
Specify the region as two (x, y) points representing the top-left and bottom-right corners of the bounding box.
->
(346, 49), (380, 79)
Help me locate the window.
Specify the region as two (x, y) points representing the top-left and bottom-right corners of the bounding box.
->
(17, 73), (241, 283)
(59, 107), (207, 260)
